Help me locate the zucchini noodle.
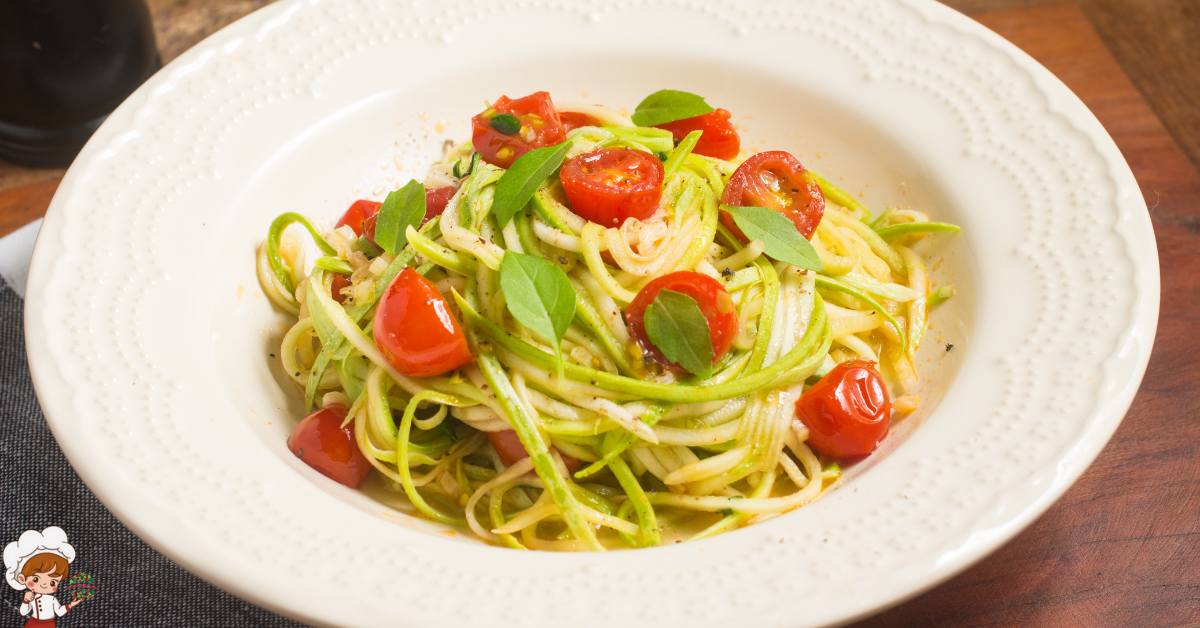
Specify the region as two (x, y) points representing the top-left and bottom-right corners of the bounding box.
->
(258, 97), (960, 550)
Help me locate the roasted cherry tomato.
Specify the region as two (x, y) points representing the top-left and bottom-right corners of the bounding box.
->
(625, 271), (739, 372)
(795, 360), (891, 459)
(721, 151), (825, 240)
(373, 267), (473, 377)
(654, 108), (740, 161)
(560, 147), (664, 227)
(487, 430), (581, 473)
(559, 111), (601, 134)
(287, 405), (371, 489)
(471, 91), (566, 168)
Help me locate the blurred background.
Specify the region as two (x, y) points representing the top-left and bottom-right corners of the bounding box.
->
(0, 0), (1197, 241)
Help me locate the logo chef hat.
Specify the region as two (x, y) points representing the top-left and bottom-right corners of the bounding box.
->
(3, 527), (75, 591)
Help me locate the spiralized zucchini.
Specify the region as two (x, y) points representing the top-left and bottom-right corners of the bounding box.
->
(258, 101), (958, 550)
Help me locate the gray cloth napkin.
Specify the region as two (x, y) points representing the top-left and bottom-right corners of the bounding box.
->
(1, 239), (307, 627)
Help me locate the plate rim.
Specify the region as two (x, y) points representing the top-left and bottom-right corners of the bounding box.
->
(23, 0), (1160, 626)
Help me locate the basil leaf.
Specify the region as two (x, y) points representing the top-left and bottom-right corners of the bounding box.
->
(375, 180), (426, 254)
(499, 252), (576, 376)
(491, 140), (574, 228)
(489, 113), (521, 135)
(631, 89), (715, 127)
(644, 289), (714, 379)
(723, 205), (824, 272)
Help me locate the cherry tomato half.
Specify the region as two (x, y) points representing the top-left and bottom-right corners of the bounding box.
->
(336, 199), (382, 239)
(625, 271), (739, 372)
(721, 151), (825, 240)
(287, 405), (371, 489)
(795, 360), (891, 459)
(487, 430), (581, 474)
(654, 108), (740, 161)
(560, 147), (664, 228)
(559, 111), (601, 134)
(373, 267), (473, 378)
(472, 91), (566, 168)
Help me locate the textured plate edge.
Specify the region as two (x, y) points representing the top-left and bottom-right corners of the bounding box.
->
(21, 0), (1162, 626)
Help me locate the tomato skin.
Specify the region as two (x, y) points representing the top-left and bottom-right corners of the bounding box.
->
(330, 272), (352, 304)
(654, 108), (740, 161)
(373, 267), (473, 377)
(487, 430), (581, 473)
(795, 360), (891, 459)
(625, 271), (739, 371)
(424, 185), (457, 221)
(559, 111), (601, 134)
(560, 148), (665, 228)
(472, 92), (566, 168)
(721, 151), (825, 240)
(336, 200), (382, 239)
(287, 405), (372, 489)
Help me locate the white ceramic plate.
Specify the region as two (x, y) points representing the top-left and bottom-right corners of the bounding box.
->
(25, 1), (1158, 626)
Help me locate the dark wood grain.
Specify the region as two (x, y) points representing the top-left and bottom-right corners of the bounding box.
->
(850, 3), (1200, 626)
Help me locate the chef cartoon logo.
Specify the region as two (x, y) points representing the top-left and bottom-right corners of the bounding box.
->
(4, 527), (95, 627)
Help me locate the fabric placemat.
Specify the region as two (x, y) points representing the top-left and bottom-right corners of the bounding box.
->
(0, 273), (307, 627)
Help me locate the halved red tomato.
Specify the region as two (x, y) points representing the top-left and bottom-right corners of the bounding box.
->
(625, 271), (739, 372)
(373, 267), (473, 377)
(487, 430), (581, 473)
(559, 111), (602, 134)
(335, 200), (382, 239)
(721, 151), (825, 240)
(654, 108), (740, 161)
(560, 147), (664, 227)
(472, 92), (566, 168)
(287, 405), (372, 488)
(795, 360), (890, 459)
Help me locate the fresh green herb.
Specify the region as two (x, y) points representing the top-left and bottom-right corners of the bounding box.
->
(631, 89), (714, 127)
(873, 221), (962, 241)
(644, 289), (714, 379)
(374, 180), (426, 255)
(356, 236), (383, 258)
(313, 256), (353, 275)
(491, 140), (574, 228)
(499, 252), (576, 379)
(663, 129), (702, 179)
(655, 151), (669, 161)
(489, 113), (521, 135)
(722, 205), (824, 271)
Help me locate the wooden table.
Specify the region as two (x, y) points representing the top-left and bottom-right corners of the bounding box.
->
(2, 1), (1197, 626)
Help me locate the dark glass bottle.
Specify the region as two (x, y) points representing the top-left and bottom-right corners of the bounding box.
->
(0, 0), (160, 168)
